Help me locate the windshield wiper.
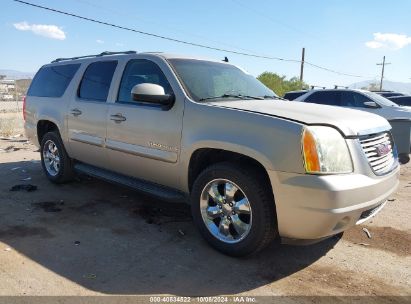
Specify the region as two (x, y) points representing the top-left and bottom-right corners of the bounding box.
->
(199, 94), (264, 102)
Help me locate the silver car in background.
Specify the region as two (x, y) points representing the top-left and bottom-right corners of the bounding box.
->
(295, 89), (411, 163)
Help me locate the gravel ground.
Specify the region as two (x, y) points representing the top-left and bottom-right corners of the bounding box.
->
(0, 137), (410, 302)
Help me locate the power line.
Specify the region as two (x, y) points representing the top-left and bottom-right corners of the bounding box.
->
(230, 0), (326, 43)
(72, 0), (267, 56)
(12, 0), (370, 78)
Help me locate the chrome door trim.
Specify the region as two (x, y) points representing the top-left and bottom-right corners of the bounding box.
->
(69, 131), (105, 147)
(105, 139), (178, 163)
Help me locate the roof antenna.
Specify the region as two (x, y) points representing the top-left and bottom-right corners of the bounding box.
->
(223, 57), (229, 62)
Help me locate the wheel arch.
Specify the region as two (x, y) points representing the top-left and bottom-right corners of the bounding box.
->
(186, 146), (275, 201)
(37, 119), (61, 146)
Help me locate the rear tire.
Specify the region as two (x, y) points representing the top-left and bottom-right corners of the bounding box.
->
(191, 162), (278, 256)
(40, 131), (74, 183)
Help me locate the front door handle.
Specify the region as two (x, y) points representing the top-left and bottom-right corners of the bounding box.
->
(110, 113), (127, 123)
(70, 108), (82, 116)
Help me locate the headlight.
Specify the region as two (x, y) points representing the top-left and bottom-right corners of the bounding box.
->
(302, 126), (353, 174)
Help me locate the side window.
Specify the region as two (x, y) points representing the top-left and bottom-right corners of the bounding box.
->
(117, 59), (173, 103)
(78, 61), (117, 101)
(340, 92), (357, 107)
(353, 93), (372, 108)
(28, 64), (80, 97)
(341, 92), (371, 108)
(305, 91), (340, 106)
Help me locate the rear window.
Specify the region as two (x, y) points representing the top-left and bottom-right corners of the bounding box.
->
(28, 64), (80, 97)
(78, 61), (117, 101)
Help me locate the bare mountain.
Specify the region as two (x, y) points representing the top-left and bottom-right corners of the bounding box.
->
(0, 69), (35, 80)
(349, 79), (411, 94)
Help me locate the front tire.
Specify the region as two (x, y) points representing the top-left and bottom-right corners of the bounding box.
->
(191, 162), (278, 256)
(40, 131), (74, 183)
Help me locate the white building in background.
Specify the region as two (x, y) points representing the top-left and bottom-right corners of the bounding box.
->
(2, 94), (14, 100)
(0, 79), (15, 92)
(0, 79), (16, 100)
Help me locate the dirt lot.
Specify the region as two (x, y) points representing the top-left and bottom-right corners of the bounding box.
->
(0, 112), (23, 137)
(0, 136), (410, 301)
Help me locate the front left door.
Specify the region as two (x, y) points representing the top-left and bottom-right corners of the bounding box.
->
(105, 58), (184, 189)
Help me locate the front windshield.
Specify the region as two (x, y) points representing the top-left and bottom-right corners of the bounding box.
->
(362, 91), (400, 107)
(168, 59), (277, 102)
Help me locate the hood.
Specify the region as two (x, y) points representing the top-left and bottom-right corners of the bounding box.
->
(210, 99), (391, 137)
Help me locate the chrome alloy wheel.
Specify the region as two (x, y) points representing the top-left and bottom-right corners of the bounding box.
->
(42, 140), (60, 177)
(200, 179), (252, 243)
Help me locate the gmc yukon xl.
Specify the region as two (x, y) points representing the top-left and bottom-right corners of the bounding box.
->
(24, 51), (399, 256)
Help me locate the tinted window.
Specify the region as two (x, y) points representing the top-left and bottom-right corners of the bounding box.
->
(28, 64), (80, 97)
(284, 91), (306, 100)
(304, 91), (340, 106)
(78, 61), (117, 101)
(118, 59), (173, 103)
(340, 92), (371, 108)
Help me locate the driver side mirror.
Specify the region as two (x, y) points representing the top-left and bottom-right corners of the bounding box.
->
(364, 101), (380, 108)
(131, 83), (175, 110)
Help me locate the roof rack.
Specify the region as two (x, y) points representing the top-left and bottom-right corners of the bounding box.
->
(51, 50), (137, 63)
(310, 85), (326, 90)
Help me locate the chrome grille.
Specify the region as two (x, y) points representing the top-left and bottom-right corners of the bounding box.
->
(359, 132), (396, 175)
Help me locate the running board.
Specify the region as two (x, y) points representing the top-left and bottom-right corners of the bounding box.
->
(74, 163), (187, 203)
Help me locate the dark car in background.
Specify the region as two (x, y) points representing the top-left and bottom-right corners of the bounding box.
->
(373, 91), (405, 98)
(387, 96), (411, 109)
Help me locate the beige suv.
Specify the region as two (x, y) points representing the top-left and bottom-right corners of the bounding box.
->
(24, 51), (399, 256)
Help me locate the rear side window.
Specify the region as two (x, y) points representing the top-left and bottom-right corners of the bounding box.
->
(28, 64), (80, 97)
(305, 91), (341, 106)
(78, 61), (117, 101)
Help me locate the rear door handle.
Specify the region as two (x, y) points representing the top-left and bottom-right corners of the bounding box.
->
(70, 108), (82, 116)
(110, 113), (126, 123)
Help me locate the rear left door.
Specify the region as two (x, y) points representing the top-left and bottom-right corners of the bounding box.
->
(66, 60), (117, 168)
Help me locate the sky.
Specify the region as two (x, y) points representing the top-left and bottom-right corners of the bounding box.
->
(1, 0), (411, 87)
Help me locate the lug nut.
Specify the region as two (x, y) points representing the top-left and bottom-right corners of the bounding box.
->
(227, 216), (231, 221)
(232, 211), (236, 215)
(229, 202), (234, 207)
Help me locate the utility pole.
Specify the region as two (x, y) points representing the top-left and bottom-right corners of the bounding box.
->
(376, 56), (391, 91)
(299, 47), (305, 84)
(14, 80), (19, 112)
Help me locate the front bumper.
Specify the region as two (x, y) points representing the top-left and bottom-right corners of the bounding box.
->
(268, 166), (400, 242)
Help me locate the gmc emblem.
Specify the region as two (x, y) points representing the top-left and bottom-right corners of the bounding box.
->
(375, 144), (392, 157)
